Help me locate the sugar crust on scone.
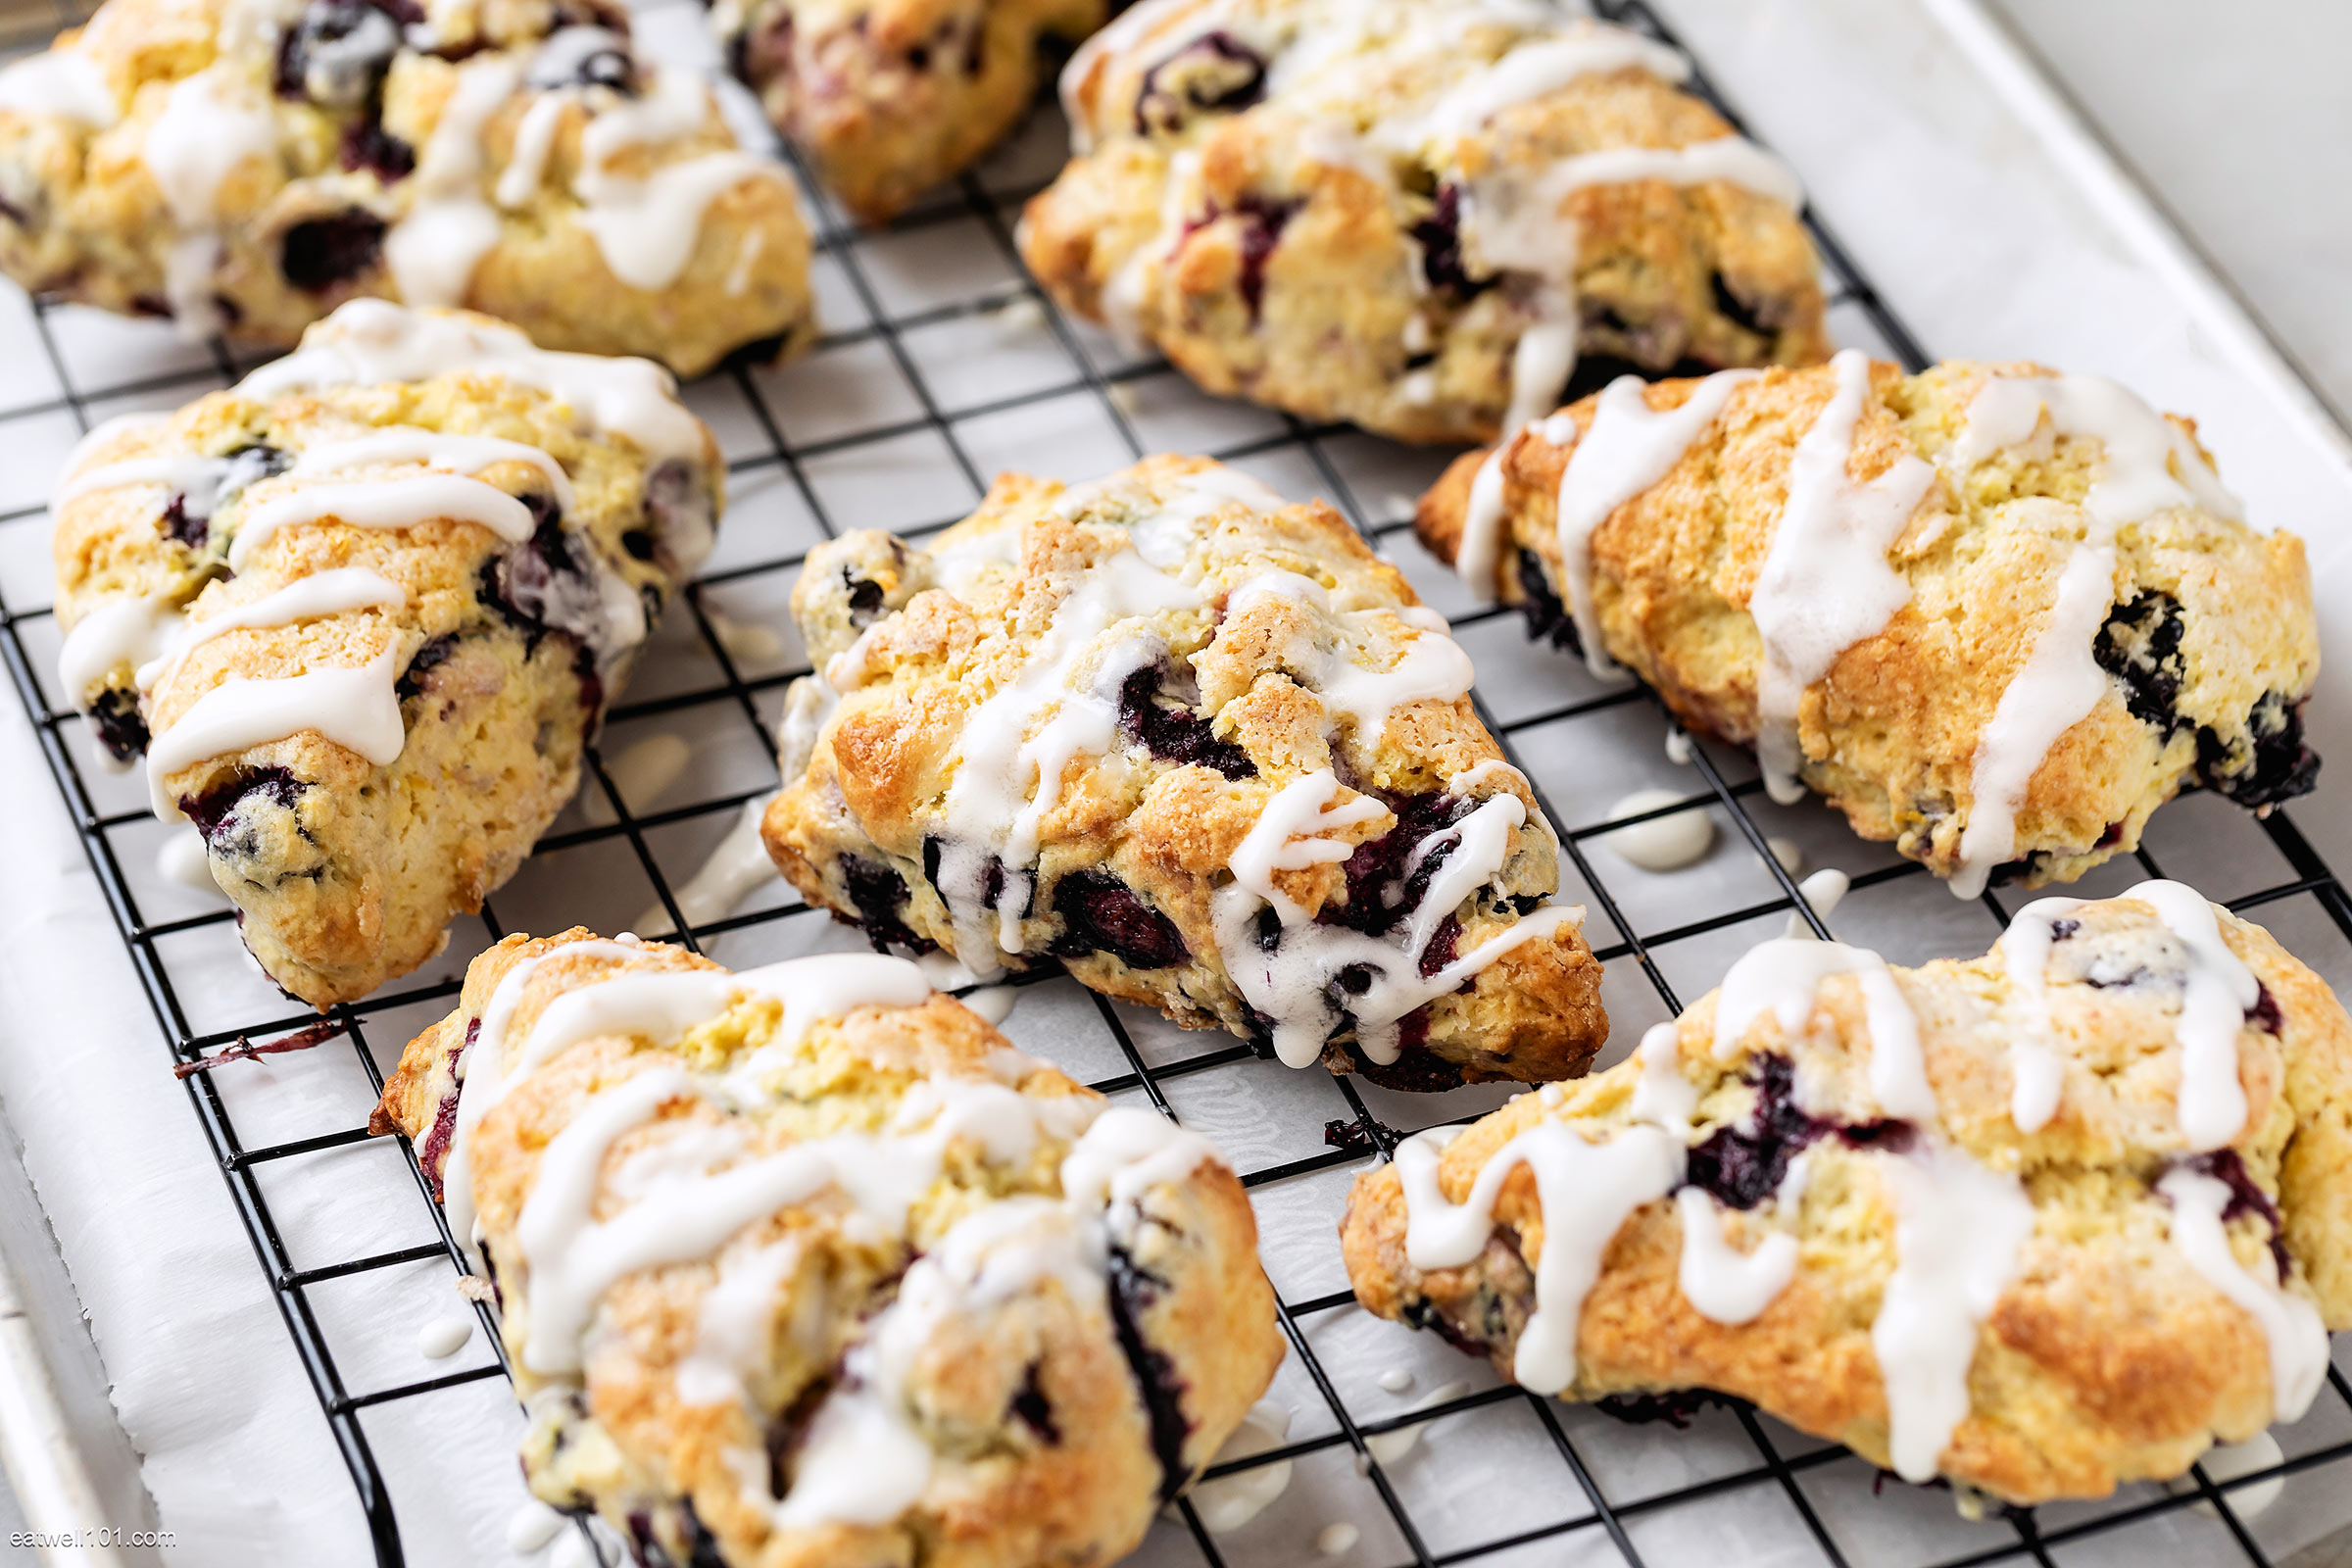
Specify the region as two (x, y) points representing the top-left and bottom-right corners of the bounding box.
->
(1415, 354), (2319, 896)
(760, 454), (1606, 1089)
(716, 0), (1104, 222)
(0, 0), (814, 374)
(1342, 885), (2352, 1504)
(1020, 0), (1830, 444)
(372, 927), (1284, 1568)
(50, 301), (723, 1006)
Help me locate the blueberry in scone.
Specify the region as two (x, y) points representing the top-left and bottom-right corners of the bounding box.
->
(1343, 883), (2352, 1503)
(50, 301), (724, 1007)
(1415, 353), (2320, 897)
(761, 455), (1607, 1090)
(1020, 0), (1831, 444)
(715, 0), (1105, 222)
(371, 928), (1285, 1567)
(0, 0), (813, 373)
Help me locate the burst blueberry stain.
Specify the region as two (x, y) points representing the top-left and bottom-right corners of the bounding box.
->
(1409, 184), (1492, 302)
(395, 633), (456, 700)
(1010, 1362), (1061, 1444)
(1683, 1053), (1913, 1210)
(339, 118), (416, 180)
(2176, 1148), (2292, 1280)
(1512, 547), (1581, 653)
(1708, 271), (1775, 338)
(180, 765), (306, 859)
(2200, 691), (2320, 808)
(280, 210), (387, 291)
(2093, 592), (2188, 731)
(1047, 869), (1189, 970)
(86, 687), (150, 762)
(840, 855), (928, 952)
(1117, 663), (1254, 775)
(1103, 1245), (1195, 1501)
(1133, 31), (1265, 135)
(1596, 1390), (1728, 1428)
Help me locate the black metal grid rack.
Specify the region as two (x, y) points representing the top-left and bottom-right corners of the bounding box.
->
(3, 0), (2351, 1562)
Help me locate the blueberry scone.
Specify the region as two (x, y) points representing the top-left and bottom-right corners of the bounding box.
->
(51, 301), (722, 1006)
(760, 455), (1605, 1089)
(1417, 354), (2320, 897)
(371, 929), (1284, 1567)
(0, 0), (813, 374)
(1020, 0), (1830, 444)
(1344, 883), (2352, 1503)
(716, 0), (1104, 222)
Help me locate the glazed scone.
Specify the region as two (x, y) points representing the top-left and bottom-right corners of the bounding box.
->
(761, 455), (1606, 1089)
(371, 929), (1285, 1568)
(717, 0), (1103, 222)
(0, 0), (813, 374)
(1021, 0), (1830, 444)
(1416, 354), (2320, 896)
(1343, 883), (2352, 1504)
(51, 301), (723, 1006)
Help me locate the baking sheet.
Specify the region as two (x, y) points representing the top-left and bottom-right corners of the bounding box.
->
(2, 0), (2351, 1563)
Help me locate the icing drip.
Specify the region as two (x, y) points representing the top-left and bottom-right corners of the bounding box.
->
(2159, 1166), (2327, 1423)
(1711, 938), (1936, 1123)
(1749, 349), (1934, 805)
(145, 646), (406, 816)
(631, 793), (774, 938)
(384, 57), (523, 307)
(57, 596), (179, 710)
(932, 542), (1200, 962)
(1673, 1186), (1796, 1325)
(0, 49), (119, 125)
(136, 567), (406, 692)
(1628, 1020), (1695, 1137)
(1871, 1145), (2035, 1482)
(1227, 572), (1475, 738)
(240, 301), (706, 464)
(1455, 416), (1576, 598)
(2000, 881), (2257, 1147)
(226, 474), (535, 569)
(1396, 1121), (1683, 1394)
(1551, 371), (1754, 675)
(1388, 24), (1691, 151)
(1212, 769), (1576, 1067)
(1945, 373), (2241, 899)
(141, 67), (278, 333)
(496, 91), (569, 210)
(570, 69), (777, 291)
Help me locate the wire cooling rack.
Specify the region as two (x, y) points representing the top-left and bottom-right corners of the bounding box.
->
(5, 0), (2352, 1562)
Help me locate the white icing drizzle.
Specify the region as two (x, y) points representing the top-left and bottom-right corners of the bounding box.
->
(497, 90), (570, 210)
(1711, 938), (1935, 1121)
(1750, 349), (1935, 805)
(1781, 866), (1849, 940)
(1673, 1186), (1795, 1325)
(1628, 1020), (1695, 1137)
(0, 49), (119, 125)
(506, 1499), (565, 1553)
(145, 646), (405, 817)
(1227, 571), (1477, 738)
(291, 427), (577, 511)
(1456, 415), (1576, 599)
(932, 541), (1199, 963)
(241, 301), (706, 465)
(1999, 880), (2257, 1147)
(2159, 1166), (2326, 1422)
(1945, 373), (2241, 899)
(226, 474), (535, 570)
(1388, 24), (1691, 150)
(56, 595), (179, 709)
(1996, 894), (2080, 1134)
(1213, 769), (1577, 1067)
(54, 453), (225, 508)
(385, 57), (523, 308)
(1502, 317), (1579, 433)
(1871, 1145), (2036, 1481)
(631, 792), (775, 938)
(1551, 370), (1755, 675)
(140, 67), (276, 333)
(1396, 1121), (1682, 1394)
(135, 567), (405, 693)
(565, 68), (778, 292)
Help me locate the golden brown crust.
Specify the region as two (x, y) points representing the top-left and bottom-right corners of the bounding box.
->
(1342, 895), (2352, 1504)
(718, 0), (1105, 221)
(1021, 0), (1828, 443)
(379, 928), (1285, 1568)
(1414, 359), (2320, 890)
(0, 0), (813, 373)
(760, 455), (1607, 1087)
(52, 305), (723, 1007)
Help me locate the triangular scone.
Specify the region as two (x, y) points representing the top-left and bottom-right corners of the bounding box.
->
(761, 455), (1605, 1089)
(1021, 0), (1829, 444)
(1344, 885), (2352, 1503)
(371, 929), (1284, 1567)
(1417, 354), (2320, 896)
(714, 0), (1104, 222)
(0, 0), (812, 374)
(51, 302), (722, 1006)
